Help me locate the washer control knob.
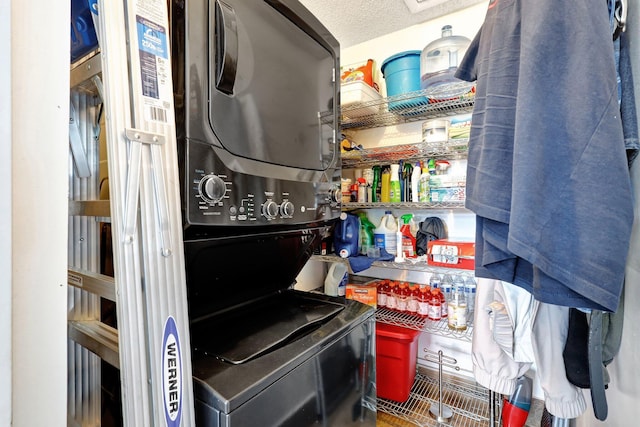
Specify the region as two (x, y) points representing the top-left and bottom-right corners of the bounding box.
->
(280, 201), (295, 217)
(262, 200), (279, 220)
(199, 174), (226, 204)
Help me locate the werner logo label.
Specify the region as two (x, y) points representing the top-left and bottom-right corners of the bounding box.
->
(162, 316), (183, 426)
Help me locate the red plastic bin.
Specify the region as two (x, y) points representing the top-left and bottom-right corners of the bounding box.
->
(376, 323), (421, 402)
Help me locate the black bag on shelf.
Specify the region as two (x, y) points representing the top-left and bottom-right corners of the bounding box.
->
(415, 216), (448, 256)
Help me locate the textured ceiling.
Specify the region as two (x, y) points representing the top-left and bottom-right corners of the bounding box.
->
(299, 0), (486, 48)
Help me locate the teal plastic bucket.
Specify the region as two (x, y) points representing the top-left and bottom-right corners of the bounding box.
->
(381, 50), (428, 112)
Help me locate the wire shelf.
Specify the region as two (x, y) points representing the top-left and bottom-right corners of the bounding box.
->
(311, 254), (475, 278)
(337, 87), (475, 130)
(378, 367), (492, 427)
(341, 201), (467, 210)
(341, 139), (469, 168)
(376, 308), (473, 342)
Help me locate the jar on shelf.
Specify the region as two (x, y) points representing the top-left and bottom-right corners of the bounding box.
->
(447, 286), (468, 331)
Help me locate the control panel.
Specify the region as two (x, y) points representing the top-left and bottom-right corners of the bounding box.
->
(185, 141), (341, 227)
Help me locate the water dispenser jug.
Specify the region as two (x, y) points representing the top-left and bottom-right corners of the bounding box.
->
(420, 25), (474, 99)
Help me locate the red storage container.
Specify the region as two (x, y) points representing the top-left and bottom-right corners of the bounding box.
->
(376, 323), (421, 402)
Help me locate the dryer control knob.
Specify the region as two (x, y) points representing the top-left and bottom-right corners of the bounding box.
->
(280, 201), (295, 217)
(329, 187), (341, 204)
(199, 174), (226, 204)
(262, 200), (279, 220)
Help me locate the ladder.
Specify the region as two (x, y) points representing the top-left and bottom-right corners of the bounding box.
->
(67, 0), (195, 425)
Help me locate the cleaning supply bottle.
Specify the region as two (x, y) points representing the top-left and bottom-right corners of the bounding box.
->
(400, 214), (417, 258)
(324, 262), (348, 297)
(371, 165), (381, 202)
(380, 166), (391, 203)
(402, 162), (413, 202)
(502, 375), (533, 427)
(419, 162), (431, 202)
(374, 210), (397, 255)
(333, 212), (359, 258)
(358, 212), (376, 255)
(389, 163), (401, 202)
(411, 161), (422, 202)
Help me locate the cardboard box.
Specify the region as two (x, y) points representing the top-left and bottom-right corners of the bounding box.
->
(345, 283), (377, 308)
(427, 239), (475, 270)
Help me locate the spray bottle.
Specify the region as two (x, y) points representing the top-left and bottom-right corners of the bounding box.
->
(400, 214), (417, 258)
(358, 212), (376, 256)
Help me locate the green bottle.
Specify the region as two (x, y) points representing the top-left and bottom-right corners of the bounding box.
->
(371, 165), (382, 203)
(358, 212), (376, 255)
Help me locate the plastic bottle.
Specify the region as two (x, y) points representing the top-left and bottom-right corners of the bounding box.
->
(408, 284), (420, 316)
(419, 25), (474, 99)
(358, 212), (376, 256)
(386, 282), (398, 311)
(402, 162), (413, 202)
(396, 282), (410, 313)
(389, 163), (401, 203)
(362, 168), (374, 202)
(395, 217), (404, 263)
(447, 284), (468, 330)
(380, 166), (391, 203)
(464, 276), (477, 319)
(429, 273), (441, 290)
(371, 165), (381, 202)
(417, 286), (430, 318)
(324, 262), (348, 297)
(374, 210), (397, 255)
(400, 214), (417, 258)
(411, 161), (422, 202)
(333, 212), (359, 258)
(376, 280), (387, 308)
(502, 375), (533, 427)
(357, 177), (367, 203)
(428, 289), (441, 321)
(418, 163), (431, 202)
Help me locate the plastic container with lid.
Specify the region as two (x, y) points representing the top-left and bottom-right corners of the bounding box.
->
(420, 25), (474, 99)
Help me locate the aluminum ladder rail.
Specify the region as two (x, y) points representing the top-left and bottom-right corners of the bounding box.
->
(67, 0), (195, 425)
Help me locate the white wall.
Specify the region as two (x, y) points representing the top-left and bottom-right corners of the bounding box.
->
(3, 0), (70, 425)
(0, 2), (12, 426)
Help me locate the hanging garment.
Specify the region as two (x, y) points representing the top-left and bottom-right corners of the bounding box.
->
(473, 278), (587, 419)
(455, 0), (633, 312)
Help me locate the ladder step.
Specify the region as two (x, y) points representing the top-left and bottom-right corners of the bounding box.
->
(68, 200), (111, 219)
(68, 320), (119, 369)
(68, 267), (116, 302)
(70, 51), (102, 94)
